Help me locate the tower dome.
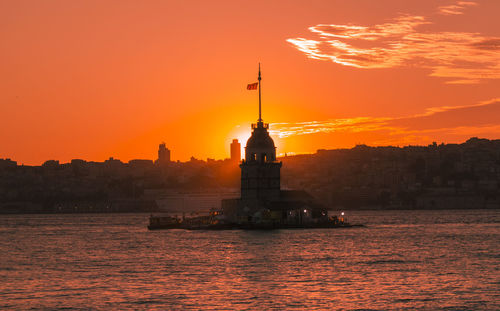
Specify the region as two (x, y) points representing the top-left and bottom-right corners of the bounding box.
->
(245, 121), (276, 163)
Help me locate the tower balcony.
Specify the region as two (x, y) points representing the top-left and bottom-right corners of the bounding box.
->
(252, 122), (269, 129)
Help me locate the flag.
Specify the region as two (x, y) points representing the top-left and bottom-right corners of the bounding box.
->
(247, 82), (258, 90)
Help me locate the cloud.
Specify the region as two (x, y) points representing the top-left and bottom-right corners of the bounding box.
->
(438, 1), (477, 15)
(270, 117), (390, 138)
(287, 3), (500, 84)
(412, 97), (500, 117)
(270, 98), (500, 142)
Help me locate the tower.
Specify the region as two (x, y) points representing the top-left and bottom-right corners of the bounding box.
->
(158, 143), (171, 165)
(230, 139), (241, 163)
(240, 64), (282, 202)
(221, 64), (329, 226)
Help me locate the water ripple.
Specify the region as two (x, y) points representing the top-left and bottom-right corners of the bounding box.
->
(0, 210), (499, 310)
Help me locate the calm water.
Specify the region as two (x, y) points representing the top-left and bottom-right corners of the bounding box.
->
(1, 210), (499, 310)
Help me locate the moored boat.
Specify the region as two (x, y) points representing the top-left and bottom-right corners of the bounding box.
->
(147, 215), (182, 230)
(148, 211), (362, 230)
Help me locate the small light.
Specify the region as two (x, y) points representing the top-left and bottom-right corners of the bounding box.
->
(341, 212), (345, 216)
(304, 209), (307, 213)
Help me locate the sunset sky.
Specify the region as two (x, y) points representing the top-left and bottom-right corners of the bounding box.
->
(1, 0), (499, 165)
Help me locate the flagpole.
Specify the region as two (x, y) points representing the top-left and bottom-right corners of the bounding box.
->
(258, 63), (262, 122)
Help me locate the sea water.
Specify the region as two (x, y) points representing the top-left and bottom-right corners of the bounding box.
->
(1, 209), (499, 310)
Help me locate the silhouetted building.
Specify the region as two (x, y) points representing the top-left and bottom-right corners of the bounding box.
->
(221, 65), (328, 225)
(0, 158), (17, 170)
(42, 160), (60, 170)
(230, 139), (241, 163)
(240, 65), (281, 205)
(129, 159), (154, 168)
(104, 157), (125, 174)
(157, 143), (171, 165)
(240, 121), (281, 201)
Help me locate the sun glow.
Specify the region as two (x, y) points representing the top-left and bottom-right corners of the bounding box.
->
(1, 1), (498, 165)
(227, 125), (251, 160)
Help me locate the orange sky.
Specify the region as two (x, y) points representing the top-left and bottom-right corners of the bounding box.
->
(1, 0), (499, 165)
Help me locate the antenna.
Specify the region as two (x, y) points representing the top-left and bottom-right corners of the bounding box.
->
(258, 63), (262, 122)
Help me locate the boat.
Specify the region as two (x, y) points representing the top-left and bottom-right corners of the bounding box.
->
(147, 212), (363, 230)
(147, 215), (182, 230)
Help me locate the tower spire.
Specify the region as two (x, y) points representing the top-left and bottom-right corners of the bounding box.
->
(258, 63), (262, 122)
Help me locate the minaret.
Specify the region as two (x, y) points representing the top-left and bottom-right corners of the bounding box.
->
(240, 64), (282, 202)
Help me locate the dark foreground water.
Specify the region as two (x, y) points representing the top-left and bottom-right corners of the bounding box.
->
(0, 210), (499, 310)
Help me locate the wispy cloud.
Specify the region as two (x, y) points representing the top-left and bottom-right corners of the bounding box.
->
(438, 1), (477, 15)
(413, 97), (500, 117)
(287, 2), (499, 84)
(270, 98), (500, 141)
(270, 117), (390, 138)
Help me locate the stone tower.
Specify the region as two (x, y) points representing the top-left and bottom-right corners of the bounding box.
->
(240, 65), (281, 202)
